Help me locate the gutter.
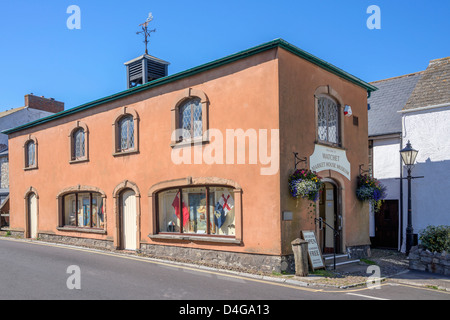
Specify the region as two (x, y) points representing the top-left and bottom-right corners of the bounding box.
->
(399, 102), (450, 114)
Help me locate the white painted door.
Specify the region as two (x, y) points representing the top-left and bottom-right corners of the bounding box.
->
(121, 190), (137, 250)
(28, 193), (38, 239)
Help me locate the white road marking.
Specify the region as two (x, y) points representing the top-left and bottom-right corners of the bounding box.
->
(346, 293), (390, 300)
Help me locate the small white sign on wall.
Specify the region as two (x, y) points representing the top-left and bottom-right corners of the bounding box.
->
(309, 144), (351, 181)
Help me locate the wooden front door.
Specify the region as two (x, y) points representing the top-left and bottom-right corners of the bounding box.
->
(121, 190), (137, 250)
(28, 193), (38, 239)
(373, 200), (399, 249)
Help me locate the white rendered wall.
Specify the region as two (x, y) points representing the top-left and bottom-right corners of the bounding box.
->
(370, 137), (401, 238)
(401, 105), (450, 250)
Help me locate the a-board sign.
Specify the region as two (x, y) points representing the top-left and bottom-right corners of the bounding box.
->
(301, 230), (325, 271)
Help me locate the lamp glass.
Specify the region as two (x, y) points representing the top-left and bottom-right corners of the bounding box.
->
(400, 141), (419, 166)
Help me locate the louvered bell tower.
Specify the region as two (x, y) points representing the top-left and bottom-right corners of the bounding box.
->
(125, 54), (170, 89)
(125, 12), (170, 89)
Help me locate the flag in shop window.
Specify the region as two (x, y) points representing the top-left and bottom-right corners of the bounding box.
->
(214, 192), (234, 228)
(172, 191), (189, 227)
(98, 198), (104, 222)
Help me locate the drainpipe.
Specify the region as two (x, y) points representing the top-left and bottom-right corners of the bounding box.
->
(399, 135), (404, 252)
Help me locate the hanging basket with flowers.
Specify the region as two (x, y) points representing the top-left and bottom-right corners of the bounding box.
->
(356, 174), (387, 212)
(288, 169), (323, 202)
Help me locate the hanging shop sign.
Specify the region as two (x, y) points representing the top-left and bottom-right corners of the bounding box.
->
(301, 230), (325, 271)
(309, 144), (351, 181)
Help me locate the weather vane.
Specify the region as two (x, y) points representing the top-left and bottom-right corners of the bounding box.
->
(137, 12), (156, 55)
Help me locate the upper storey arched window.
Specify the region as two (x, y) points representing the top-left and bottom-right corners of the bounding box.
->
(69, 121), (89, 163)
(119, 115), (135, 151)
(171, 88), (209, 146)
(317, 96), (340, 146)
(73, 128), (86, 159)
(25, 140), (36, 168)
(178, 98), (202, 142)
(113, 107), (139, 156)
(24, 135), (38, 170)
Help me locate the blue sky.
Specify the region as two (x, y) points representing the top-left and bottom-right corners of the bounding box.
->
(0, 0), (448, 112)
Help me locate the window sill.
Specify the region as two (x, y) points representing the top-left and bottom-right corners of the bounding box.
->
(170, 138), (210, 149)
(69, 158), (89, 164)
(57, 227), (107, 234)
(24, 166), (38, 171)
(315, 141), (346, 151)
(148, 233), (241, 245)
(112, 150), (139, 157)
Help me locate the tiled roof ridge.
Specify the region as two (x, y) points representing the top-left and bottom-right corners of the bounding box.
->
(370, 71), (424, 84)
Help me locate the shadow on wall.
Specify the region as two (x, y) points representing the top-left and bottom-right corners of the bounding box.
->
(401, 158), (450, 235)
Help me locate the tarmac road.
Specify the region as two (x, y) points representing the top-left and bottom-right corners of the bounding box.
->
(0, 237), (448, 305)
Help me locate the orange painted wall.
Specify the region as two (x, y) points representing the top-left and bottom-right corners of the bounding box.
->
(8, 49), (283, 255)
(8, 46), (371, 258)
(277, 48), (371, 254)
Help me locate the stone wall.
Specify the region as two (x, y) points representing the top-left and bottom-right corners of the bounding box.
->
(141, 243), (295, 274)
(408, 246), (449, 276)
(37, 233), (115, 250)
(0, 155), (8, 189)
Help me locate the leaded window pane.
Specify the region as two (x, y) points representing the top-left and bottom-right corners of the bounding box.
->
(27, 141), (35, 167)
(119, 116), (134, 151)
(193, 99), (202, 138)
(73, 129), (85, 159)
(178, 98), (203, 141)
(180, 103), (191, 140)
(318, 101), (328, 141)
(317, 97), (339, 145)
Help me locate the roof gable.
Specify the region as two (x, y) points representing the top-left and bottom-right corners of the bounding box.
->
(404, 57), (450, 111)
(368, 72), (422, 136)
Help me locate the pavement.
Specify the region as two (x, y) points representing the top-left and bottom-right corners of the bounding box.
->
(280, 249), (450, 291)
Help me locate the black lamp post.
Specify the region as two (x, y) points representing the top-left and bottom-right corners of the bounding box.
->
(400, 141), (419, 255)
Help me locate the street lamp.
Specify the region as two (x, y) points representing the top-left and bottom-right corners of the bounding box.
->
(400, 141), (419, 255)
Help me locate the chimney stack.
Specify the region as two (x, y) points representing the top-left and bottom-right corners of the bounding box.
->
(24, 94), (64, 113)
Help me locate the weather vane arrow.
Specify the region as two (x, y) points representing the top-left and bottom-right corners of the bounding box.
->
(137, 12), (156, 54)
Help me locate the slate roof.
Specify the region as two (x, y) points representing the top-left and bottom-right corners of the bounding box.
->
(404, 57), (450, 111)
(368, 72), (422, 137)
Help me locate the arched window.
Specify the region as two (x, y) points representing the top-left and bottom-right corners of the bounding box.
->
(178, 98), (202, 142)
(317, 96), (340, 145)
(26, 141), (36, 167)
(118, 115), (135, 151)
(171, 88), (209, 146)
(113, 107), (139, 156)
(24, 136), (38, 170)
(62, 192), (105, 229)
(69, 121), (89, 163)
(157, 185), (236, 237)
(73, 128), (85, 160)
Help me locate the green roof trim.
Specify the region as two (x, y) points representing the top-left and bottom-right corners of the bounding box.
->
(2, 38), (377, 135)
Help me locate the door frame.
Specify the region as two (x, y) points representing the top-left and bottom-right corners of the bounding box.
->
(113, 180), (141, 250)
(373, 199), (399, 249)
(24, 187), (39, 239)
(318, 179), (343, 254)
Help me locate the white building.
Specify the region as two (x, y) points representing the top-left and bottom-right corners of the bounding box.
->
(0, 94), (64, 227)
(368, 57), (450, 252)
(368, 72), (422, 250)
(400, 57), (450, 251)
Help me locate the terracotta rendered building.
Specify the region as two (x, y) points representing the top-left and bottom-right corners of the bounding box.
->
(4, 39), (376, 272)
